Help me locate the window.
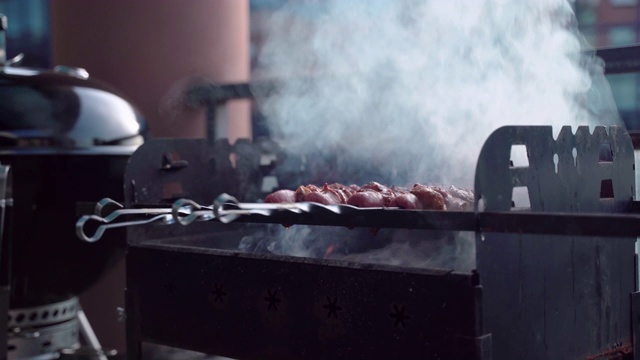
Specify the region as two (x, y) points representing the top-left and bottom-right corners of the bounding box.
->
(577, 8), (597, 27)
(0, 0), (50, 68)
(610, 0), (637, 6)
(608, 25), (636, 46)
(607, 74), (640, 129)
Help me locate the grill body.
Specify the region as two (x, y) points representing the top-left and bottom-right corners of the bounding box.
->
(126, 243), (486, 359)
(121, 125), (638, 360)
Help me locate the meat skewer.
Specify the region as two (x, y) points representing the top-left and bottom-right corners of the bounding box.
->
(389, 193), (422, 210)
(347, 191), (385, 208)
(410, 184), (447, 210)
(265, 189), (296, 204)
(303, 184), (343, 205)
(264, 182), (473, 211)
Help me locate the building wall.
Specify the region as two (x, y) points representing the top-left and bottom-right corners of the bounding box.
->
(576, 0), (640, 129)
(50, 0), (251, 141)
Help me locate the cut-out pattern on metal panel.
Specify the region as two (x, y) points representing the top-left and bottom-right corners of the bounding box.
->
(210, 283), (227, 304)
(474, 125), (636, 360)
(264, 288), (281, 312)
(389, 303), (411, 329)
(475, 125), (634, 213)
(322, 296), (343, 319)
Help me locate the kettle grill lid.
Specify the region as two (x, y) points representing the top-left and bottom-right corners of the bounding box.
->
(0, 13), (146, 153)
(0, 66), (146, 150)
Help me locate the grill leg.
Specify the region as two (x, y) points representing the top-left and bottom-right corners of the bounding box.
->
(125, 287), (142, 359)
(77, 306), (108, 360)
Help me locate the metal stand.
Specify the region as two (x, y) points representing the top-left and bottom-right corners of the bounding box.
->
(77, 306), (107, 360)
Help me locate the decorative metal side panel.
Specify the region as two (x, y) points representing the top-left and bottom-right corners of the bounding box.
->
(123, 138), (216, 207)
(122, 137), (287, 247)
(126, 245), (485, 360)
(123, 137), (270, 208)
(474, 126), (636, 360)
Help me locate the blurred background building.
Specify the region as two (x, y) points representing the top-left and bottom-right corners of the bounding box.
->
(0, 0), (50, 68)
(575, 0), (640, 128)
(2, 0), (637, 130)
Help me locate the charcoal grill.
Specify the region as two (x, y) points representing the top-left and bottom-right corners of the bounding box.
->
(75, 46), (640, 360)
(95, 123), (634, 360)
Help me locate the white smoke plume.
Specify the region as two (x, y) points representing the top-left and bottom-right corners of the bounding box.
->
(253, 0), (620, 188)
(246, 0), (621, 270)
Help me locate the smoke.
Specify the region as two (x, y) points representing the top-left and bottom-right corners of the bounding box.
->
(239, 225), (476, 272)
(253, 0), (620, 187)
(246, 0), (621, 270)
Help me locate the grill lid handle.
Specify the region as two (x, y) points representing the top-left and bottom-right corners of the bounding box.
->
(76, 198), (176, 242)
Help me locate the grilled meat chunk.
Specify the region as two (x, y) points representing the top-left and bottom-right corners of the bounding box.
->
(431, 185), (474, 210)
(264, 189), (297, 203)
(303, 184), (343, 205)
(410, 184), (446, 210)
(389, 192), (423, 209)
(360, 181), (389, 192)
(295, 184), (321, 202)
(265, 181), (471, 211)
(448, 185), (474, 203)
(347, 190), (385, 208)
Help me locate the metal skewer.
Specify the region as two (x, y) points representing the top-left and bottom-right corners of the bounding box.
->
(78, 194), (640, 242)
(75, 194), (402, 242)
(76, 198), (204, 242)
(92, 198), (175, 219)
(212, 193), (378, 223)
(76, 214), (174, 243)
(171, 198), (214, 225)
